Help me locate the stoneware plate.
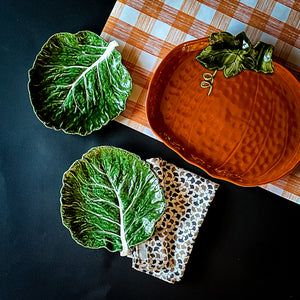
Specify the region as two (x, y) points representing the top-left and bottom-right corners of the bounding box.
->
(146, 38), (300, 186)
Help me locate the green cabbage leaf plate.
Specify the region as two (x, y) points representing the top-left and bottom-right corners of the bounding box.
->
(60, 146), (166, 256)
(28, 31), (132, 135)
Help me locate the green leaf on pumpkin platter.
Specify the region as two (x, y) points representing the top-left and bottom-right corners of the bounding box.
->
(28, 31), (132, 135)
(196, 31), (274, 78)
(60, 146), (166, 256)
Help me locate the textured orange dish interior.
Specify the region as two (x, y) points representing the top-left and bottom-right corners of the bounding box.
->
(146, 38), (300, 186)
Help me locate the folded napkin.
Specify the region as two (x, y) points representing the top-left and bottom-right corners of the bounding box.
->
(129, 158), (219, 283)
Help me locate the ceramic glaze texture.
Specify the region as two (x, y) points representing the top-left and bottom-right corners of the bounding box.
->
(60, 146), (166, 256)
(146, 39), (300, 186)
(29, 31), (132, 135)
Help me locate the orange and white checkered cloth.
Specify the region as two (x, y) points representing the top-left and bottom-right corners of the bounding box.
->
(100, 0), (300, 204)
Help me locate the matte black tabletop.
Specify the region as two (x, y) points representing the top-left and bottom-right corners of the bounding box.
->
(1, 0), (299, 299)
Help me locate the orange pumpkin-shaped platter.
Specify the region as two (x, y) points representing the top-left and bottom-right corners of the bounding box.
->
(146, 36), (300, 186)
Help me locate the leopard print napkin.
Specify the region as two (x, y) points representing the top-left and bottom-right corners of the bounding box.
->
(129, 158), (219, 283)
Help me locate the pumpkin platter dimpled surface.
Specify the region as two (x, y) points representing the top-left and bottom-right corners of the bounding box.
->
(146, 38), (300, 186)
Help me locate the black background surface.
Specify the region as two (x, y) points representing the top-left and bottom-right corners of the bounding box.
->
(1, 0), (299, 299)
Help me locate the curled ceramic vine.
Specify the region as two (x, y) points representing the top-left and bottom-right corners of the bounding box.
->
(200, 70), (217, 96)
